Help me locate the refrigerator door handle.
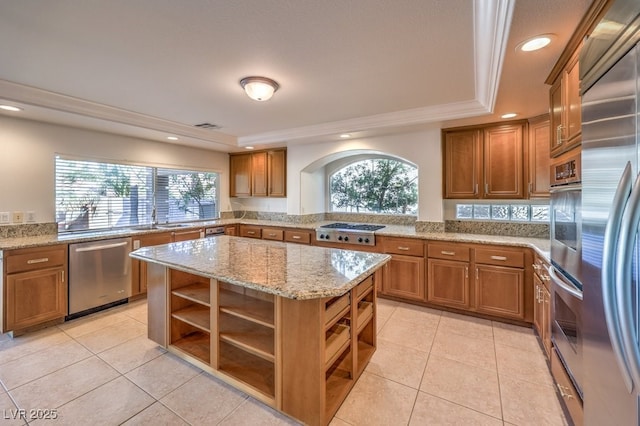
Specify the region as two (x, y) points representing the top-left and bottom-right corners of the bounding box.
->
(615, 168), (640, 392)
(603, 162), (634, 393)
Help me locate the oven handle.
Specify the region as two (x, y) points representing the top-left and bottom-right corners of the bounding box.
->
(615, 168), (640, 393)
(548, 266), (582, 301)
(603, 161), (634, 393)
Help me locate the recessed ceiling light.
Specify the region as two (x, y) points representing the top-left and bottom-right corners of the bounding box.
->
(517, 34), (555, 52)
(244, 146), (255, 150)
(340, 134), (351, 138)
(166, 136), (179, 141)
(501, 113), (517, 119)
(0, 105), (22, 112)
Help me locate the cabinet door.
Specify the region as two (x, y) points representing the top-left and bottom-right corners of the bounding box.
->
(136, 232), (173, 295)
(443, 129), (481, 199)
(564, 53), (581, 150)
(549, 78), (564, 157)
(251, 151), (268, 197)
(533, 277), (544, 340)
(5, 267), (66, 331)
(382, 254), (425, 301)
(543, 285), (552, 356)
(483, 124), (525, 199)
(230, 153), (252, 197)
(268, 149), (286, 197)
(172, 229), (203, 242)
(475, 265), (524, 320)
(224, 225), (237, 236)
(427, 258), (469, 309)
(528, 116), (550, 198)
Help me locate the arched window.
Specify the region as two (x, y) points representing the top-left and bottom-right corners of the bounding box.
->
(329, 158), (418, 214)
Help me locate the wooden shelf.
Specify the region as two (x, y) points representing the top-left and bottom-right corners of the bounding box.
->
(172, 305), (210, 332)
(219, 288), (274, 328)
(172, 282), (210, 307)
(219, 341), (275, 399)
(325, 323), (350, 369)
(325, 350), (353, 422)
(355, 301), (373, 334)
(356, 339), (375, 377)
(172, 331), (211, 364)
(219, 312), (275, 362)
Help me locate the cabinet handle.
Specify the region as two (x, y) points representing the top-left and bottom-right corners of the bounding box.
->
(556, 383), (574, 399)
(485, 183), (489, 194)
(440, 250), (455, 256)
(247, 231), (256, 235)
(529, 182), (533, 195)
(27, 257), (49, 264)
(474, 184), (478, 195)
(536, 286), (542, 303)
(475, 268), (479, 280)
(61, 270), (65, 283)
(465, 266), (468, 279)
(533, 263), (540, 270)
(556, 125), (564, 145)
(268, 233), (276, 237)
(292, 235), (301, 240)
(490, 255), (508, 261)
(397, 246), (410, 251)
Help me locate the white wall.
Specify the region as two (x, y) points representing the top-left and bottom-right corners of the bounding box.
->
(0, 116), (230, 223)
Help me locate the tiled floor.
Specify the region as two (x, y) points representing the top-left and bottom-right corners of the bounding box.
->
(0, 298), (566, 425)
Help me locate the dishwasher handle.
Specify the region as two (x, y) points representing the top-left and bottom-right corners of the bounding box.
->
(73, 241), (129, 253)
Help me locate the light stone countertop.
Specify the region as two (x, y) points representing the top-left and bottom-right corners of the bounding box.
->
(0, 219), (550, 261)
(129, 235), (391, 300)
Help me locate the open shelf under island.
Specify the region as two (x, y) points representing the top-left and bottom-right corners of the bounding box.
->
(130, 235), (390, 426)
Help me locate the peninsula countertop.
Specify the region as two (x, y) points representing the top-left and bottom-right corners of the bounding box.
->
(129, 235), (391, 300)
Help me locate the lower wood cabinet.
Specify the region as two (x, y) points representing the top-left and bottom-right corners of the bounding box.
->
(427, 259), (469, 309)
(533, 254), (552, 357)
(380, 237), (426, 301)
(2, 244), (68, 334)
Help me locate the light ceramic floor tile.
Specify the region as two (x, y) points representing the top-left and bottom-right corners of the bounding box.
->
(219, 397), (301, 425)
(492, 320), (541, 353)
(500, 374), (565, 426)
(10, 356), (119, 412)
(365, 338), (429, 389)
(377, 317), (437, 353)
(75, 317), (147, 354)
(98, 335), (166, 374)
(120, 401), (189, 425)
(125, 352), (201, 399)
(438, 311), (494, 340)
(419, 354), (502, 418)
(0, 327), (72, 366)
(430, 329), (497, 371)
(496, 342), (553, 387)
(122, 303), (147, 325)
(58, 310), (130, 339)
(52, 376), (154, 425)
(160, 373), (247, 424)
(0, 340), (92, 390)
(388, 303), (442, 327)
(409, 391), (503, 426)
(0, 392), (25, 425)
(328, 416), (353, 426)
(375, 298), (398, 334)
(335, 371), (417, 426)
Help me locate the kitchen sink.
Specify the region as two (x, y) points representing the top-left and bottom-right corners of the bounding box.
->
(130, 223), (190, 231)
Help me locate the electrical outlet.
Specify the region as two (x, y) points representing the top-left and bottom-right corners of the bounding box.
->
(0, 212), (9, 223)
(12, 211), (24, 223)
(26, 211), (36, 223)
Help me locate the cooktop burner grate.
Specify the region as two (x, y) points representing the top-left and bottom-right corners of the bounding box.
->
(320, 223), (385, 231)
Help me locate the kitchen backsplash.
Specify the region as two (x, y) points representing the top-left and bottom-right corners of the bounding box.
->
(444, 220), (549, 238)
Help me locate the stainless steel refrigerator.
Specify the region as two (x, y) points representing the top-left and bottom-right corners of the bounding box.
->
(580, 1), (640, 423)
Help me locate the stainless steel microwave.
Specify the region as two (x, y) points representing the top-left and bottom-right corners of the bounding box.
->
(550, 151), (581, 187)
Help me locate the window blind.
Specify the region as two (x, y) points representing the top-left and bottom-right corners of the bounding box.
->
(155, 168), (218, 224)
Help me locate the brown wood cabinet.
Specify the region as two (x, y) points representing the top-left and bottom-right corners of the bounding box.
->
(527, 115), (550, 198)
(533, 253), (552, 357)
(2, 244), (68, 334)
(229, 148), (286, 197)
(380, 237), (426, 301)
(549, 50), (582, 157)
(239, 224), (262, 239)
(427, 243), (470, 309)
(224, 225), (237, 236)
(443, 121), (526, 199)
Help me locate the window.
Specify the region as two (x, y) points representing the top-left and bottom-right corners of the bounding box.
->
(55, 157), (219, 232)
(455, 203), (549, 222)
(330, 158), (417, 215)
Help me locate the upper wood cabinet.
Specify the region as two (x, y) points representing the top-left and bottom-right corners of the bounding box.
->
(549, 50), (582, 157)
(527, 115), (550, 198)
(443, 121), (526, 199)
(230, 148), (286, 197)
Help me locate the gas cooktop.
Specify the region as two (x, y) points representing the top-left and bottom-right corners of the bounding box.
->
(319, 223), (386, 232)
(316, 223), (385, 246)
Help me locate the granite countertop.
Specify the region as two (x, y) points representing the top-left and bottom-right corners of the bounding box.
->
(0, 219), (550, 261)
(130, 235), (391, 300)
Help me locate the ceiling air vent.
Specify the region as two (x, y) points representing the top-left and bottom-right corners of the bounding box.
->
(194, 122), (221, 130)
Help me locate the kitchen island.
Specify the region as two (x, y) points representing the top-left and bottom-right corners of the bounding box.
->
(130, 235), (390, 426)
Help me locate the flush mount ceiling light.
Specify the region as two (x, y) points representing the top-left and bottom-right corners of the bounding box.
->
(0, 104), (22, 112)
(501, 113), (517, 119)
(244, 146), (255, 150)
(166, 136), (179, 141)
(340, 134), (351, 138)
(517, 34), (555, 52)
(240, 76), (279, 101)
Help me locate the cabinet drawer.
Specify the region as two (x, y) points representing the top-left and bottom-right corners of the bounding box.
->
(382, 237), (424, 257)
(427, 243), (470, 261)
(551, 348), (583, 426)
(284, 230), (311, 244)
(475, 248), (524, 268)
(355, 275), (374, 300)
(6, 245), (66, 274)
(239, 225), (262, 239)
(262, 228), (284, 241)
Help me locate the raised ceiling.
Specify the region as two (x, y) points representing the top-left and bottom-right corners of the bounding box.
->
(0, 0), (591, 152)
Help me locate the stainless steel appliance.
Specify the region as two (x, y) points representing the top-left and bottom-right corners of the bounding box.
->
(204, 226), (225, 237)
(316, 223), (385, 246)
(580, 1), (640, 423)
(68, 237), (132, 319)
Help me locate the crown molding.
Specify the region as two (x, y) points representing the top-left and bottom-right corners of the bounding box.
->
(0, 79), (237, 146)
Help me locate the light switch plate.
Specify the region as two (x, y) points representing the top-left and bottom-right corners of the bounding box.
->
(12, 211), (24, 223)
(0, 212), (9, 223)
(26, 211), (36, 223)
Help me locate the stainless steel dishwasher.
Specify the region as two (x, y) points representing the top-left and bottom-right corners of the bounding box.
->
(68, 237), (132, 318)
